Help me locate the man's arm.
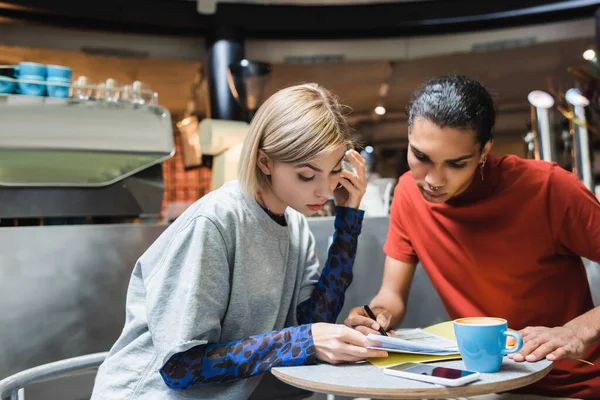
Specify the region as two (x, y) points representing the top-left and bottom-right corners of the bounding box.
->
(344, 256), (416, 335)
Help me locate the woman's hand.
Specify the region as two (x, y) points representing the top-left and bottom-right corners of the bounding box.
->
(334, 150), (367, 209)
(311, 323), (388, 364)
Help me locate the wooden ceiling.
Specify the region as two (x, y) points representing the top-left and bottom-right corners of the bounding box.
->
(1, 35), (592, 153)
(263, 37), (592, 149)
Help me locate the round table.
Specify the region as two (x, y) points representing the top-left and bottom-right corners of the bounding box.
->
(272, 358), (553, 399)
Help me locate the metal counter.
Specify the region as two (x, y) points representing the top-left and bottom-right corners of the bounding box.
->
(0, 224), (165, 380)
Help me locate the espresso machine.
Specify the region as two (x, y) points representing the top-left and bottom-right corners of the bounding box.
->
(0, 94), (174, 387)
(0, 97), (173, 223)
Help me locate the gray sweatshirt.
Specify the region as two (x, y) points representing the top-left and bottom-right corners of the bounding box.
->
(91, 181), (321, 399)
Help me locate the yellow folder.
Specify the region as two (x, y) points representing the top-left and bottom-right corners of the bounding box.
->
(368, 320), (461, 368)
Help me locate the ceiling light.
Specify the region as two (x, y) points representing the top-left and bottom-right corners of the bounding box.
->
(374, 105), (386, 115)
(583, 49), (596, 61)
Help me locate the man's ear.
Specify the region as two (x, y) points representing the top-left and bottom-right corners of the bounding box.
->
(257, 150), (272, 176)
(481, 138), (494, 162)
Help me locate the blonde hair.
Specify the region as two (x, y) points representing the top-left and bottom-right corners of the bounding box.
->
(238, 83), (353, 196)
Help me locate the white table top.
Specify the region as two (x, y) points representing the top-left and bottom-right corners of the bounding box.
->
(272, 358), (553, 399)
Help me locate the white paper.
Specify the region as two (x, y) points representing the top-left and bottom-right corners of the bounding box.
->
(367, 346), (457, 355)
(367, 329), (459, 355)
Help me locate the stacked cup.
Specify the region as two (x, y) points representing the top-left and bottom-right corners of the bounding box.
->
(0, 65), (16, 94)
(46, 65), (72, 98)
(0, 62), (73, 97)
(16, 62), (46, 96)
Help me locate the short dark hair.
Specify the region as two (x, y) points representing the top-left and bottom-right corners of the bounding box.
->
(407, 75), (496, 148)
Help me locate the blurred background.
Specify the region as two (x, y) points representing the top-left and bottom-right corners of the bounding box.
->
(1, 1), (600, 399)
(2, 0), (600, 223)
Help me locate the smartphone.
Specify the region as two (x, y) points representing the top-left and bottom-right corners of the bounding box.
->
(341, 155), (356, 174)
(383, 362), (480, 387)
(336, 154), (356, 190)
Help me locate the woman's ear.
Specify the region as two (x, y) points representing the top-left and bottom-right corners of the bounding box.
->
(256, 150), (272, 176)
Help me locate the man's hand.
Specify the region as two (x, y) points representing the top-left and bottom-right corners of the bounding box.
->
(508, 325), (591, 362)
(344, 306), (393, 336)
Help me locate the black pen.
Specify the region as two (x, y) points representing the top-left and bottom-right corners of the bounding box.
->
(363, 305), (388, 336)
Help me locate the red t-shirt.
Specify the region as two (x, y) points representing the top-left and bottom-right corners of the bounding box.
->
(384, 154), (600, 398)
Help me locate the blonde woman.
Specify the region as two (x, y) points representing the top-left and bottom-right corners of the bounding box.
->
(91, 83), (387, 399)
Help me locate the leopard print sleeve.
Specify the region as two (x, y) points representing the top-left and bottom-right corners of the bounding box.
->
(296, 206), (365, 324)
(159, 324), (317, 389)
